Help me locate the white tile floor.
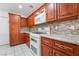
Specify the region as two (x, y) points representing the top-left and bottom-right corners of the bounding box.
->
(0, 44), (33, 56)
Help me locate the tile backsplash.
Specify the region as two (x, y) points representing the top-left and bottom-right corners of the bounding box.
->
(29, 19), (79, 37)
(20, 27), (29, 33)
(29, 23), (51, 34)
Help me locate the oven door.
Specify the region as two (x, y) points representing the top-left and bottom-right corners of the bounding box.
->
(30, 37), (38, 55)
(30, 34), (41, 56)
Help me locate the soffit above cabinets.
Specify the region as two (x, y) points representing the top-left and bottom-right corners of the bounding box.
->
(0, 3), (44, 18)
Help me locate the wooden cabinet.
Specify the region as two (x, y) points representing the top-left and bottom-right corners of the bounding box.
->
(54, 40), (79, 56)
(26, 3), (78, 26)
(19, 33), (30, 48)
(46, 3), (56, 22)
(57, 3), (78, 20)
(53, 49), (68, 56)
(9, 13), (20, 46)
(41, 37), (52, 47)
(25, 33), (30, 47)
(27, 14), (35, 27)
(19, 33), (26, 43)
(41, 36), (79, 56)
(41, 44), (52, 56)
(41, 37), (53, 56)
(20, 17), (27, 27)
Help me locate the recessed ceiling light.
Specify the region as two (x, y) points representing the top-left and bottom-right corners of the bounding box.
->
(18, 5), (22, 8)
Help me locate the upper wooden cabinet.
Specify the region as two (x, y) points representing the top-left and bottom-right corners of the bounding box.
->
(27, 3), (78, 26)
(57, 3), (78, 20)
(46, 3), (56, 22)
(20, 17), (27, 27)
(27, 14), (35, 27)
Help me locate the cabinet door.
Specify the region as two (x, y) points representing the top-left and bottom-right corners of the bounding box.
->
(26, 37), (30, 48)
(53, 49), (69, 56)
(27, 14), (35, 27)
(41, 44), (52, 56)
(57, 3), (77, 20)
(54, 40), (79, 56)
(20, 17), (27, 27)
(46, 3), (56, 22)
(19, 33), (25, 43)
(41, 37), (52, 47)
(24, 33), (30, 47)
(10, 23), (19, 45)
(9, 14), (20, 46)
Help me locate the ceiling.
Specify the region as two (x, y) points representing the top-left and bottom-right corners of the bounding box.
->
(0, 3), (44, 18)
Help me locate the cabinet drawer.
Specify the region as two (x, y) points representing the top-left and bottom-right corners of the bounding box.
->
(53, 49), (69, 56)
(41, 37), (52, 47)
(54, 40), (76, 55)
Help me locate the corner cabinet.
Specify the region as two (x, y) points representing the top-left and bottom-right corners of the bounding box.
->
(25, 33), (30, 48)
(46, 3), (56, 22)
(20, 17), (27, 27)
(27, 14), (35, 27)
(57, 3), (78, 20)
(19, 33), (26, 44)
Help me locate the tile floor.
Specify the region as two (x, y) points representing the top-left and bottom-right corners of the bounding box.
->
(0, 44), (33, 56)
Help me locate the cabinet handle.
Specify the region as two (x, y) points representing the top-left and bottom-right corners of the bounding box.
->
(57, 44), (65, 49)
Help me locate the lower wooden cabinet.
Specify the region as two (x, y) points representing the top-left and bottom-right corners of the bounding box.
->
(25, 33), (30, 48)
(54, 40), (77, 56)
(20, 33), (30, 48)
(53, 49), (69, 56)
(19, 33), (25, 43)
(41, 36), (79, 56)
(41, 44), (52, 56)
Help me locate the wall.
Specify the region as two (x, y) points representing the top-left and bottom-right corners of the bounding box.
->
(0, 10), (9, 45)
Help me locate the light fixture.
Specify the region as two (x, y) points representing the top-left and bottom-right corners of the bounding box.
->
(18, 5), (23, 8)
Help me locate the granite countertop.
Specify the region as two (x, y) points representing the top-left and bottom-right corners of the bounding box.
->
(20, 31), (79, 45)
(41, 34), (79, 45)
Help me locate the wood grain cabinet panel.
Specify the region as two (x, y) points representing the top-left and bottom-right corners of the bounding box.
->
(25, 33), (30, 48)
(27, 14), (35, 27)
(54, 40), (79, 56)
(41, 36), (79, 56)
(9, 13), (20, 46)
(53, 49), (69, 56)
(57, 3), (77, 20)
(41, 44), (53, 56)
(41, 37), (52, 47)
(46, 3), (56, 22)
(20, 17), (27, 27)
(19, 33), (25, 43)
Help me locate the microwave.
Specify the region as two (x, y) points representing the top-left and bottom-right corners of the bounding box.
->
(35, 8), (46, 24)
